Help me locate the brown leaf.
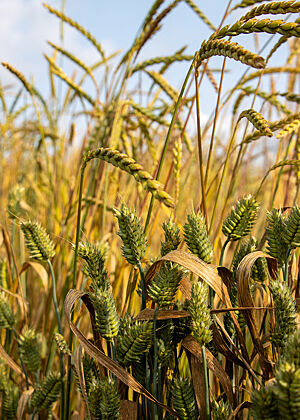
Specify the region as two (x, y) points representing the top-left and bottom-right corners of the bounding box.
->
(228, 401), (251, 419)
(148, 250), (250, 370)
(189, 354), (205, 419)
(64, 289), (177, 416)
(135, 308), (189, 321)
(120, 401), (138, 420)
(0, 343), (29, 382)
(73, 345), (91, 419)
(182, 335), (235, 407)
(213, 315), (261, 384)
(17, 386), (34, 420)
(236, 251), (276, 378)
(19, 261), (48, 291)
(145, 250), (232, 307)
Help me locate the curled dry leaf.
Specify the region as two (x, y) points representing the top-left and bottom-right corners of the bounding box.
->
(145, 250), (251, 369)
(236, 251), (277, 378)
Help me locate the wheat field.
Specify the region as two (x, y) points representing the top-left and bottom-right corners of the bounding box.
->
(0, 1), (300, 419)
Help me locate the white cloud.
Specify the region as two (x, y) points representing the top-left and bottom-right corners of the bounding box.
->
(0, 0), (115, 94)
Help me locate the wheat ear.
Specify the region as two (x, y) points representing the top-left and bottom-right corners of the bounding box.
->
(238, 109), (273, 137)
(210, 18), (300, 40)
(43, 3), (105, 58)
(240, 1), (300, 22)
(82, 147), (174, 207)
(195, 40), (265, 69)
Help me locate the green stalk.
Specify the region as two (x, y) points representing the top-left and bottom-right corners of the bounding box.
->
(137, 261), (146, 310)
(65, 166), (85, 420)
(153, 306), (159, 420)
(144, 62), (194, 233)
(201, 345), (210, 420)
(47, 259), (65, 420)
(284, 246), (291, 284)
(146, 357), (151, 418)
(195, 68), (208, 226)
(219, 238), (230, 266)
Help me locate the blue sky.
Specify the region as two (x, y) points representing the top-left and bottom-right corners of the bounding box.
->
(0, 1), (242, 94)
(0, 0), (292, 132)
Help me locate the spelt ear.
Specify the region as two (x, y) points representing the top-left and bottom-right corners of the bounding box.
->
(19, 329), (42, 374)
(282, 205), (300, 248)
(222, 195), (259, 241)
(31, 371), (60, 411)
(161, 219), (181, 257)
(114, 204), (147, 266)
(171, 377), (198, 420)
(188, 281), (212, 346)
(54, 333), (72, 357)
(266, 209), (287, 268)
(269, 278), (296, 352)
(116, 319), (153, 366)
(148, 263), (183, 307)
(0, 293), (15, 330)
(89, 287), (119, 341)
(184, 211), (213, 263)
(21, 220), (55, 261)
(76, 241), (108, 290)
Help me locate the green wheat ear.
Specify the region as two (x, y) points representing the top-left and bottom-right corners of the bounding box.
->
(148, 263), (183, 307)
(171, 377), (198, 420)
(19, 328), (42, 374)
(89, 286), (119, 341)
(88, 378), (120, 420)
(161, 219), (181, 256)
(74, 353), (99, 397)
(251, 386), (279, 420)
(188, 281), (212, 346)
(1, 381), (19, 420)
(76, 241), (109, 290)
(0, 293), (15, 330)
(114, 204), (147, 266)
(21, 220), (55, 261)
(281, 329), (300, 368)
(211, 398), (232, 420)
(222, 195), (259, 241)
(269, 278), (296, 352)
(184, 211), (213, 263)
(283, 204), (300, 249)
(99, 378), (121, 418)
(54, 333), (72, 357)
(116, 319), (153, 366)
(273, 362), (300, 420)
(266, 208), (288, 268)
(31, 371), (61, 411)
